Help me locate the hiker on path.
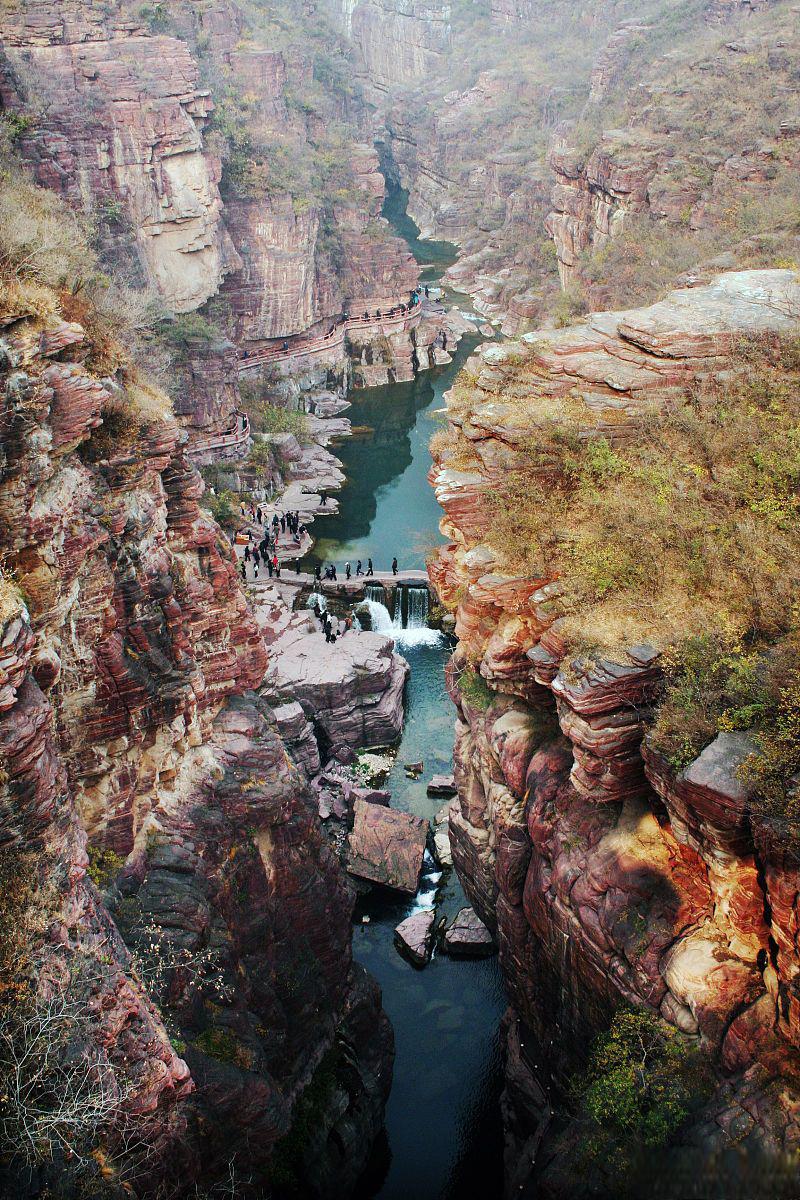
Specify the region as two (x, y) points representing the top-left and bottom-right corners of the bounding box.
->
(392, 557), (398, 576)
(356, 560), (363, 577)
(345, 561), (351, 580)
(366, 558), (374, 577)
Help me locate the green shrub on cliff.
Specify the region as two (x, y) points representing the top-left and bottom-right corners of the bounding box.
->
(648, 633), (768, 771)
(86, 847), (125, 890)
(458, 667), (494, 712)
(573, 1009), (709, 1183)
(193, 1026), (253, 1071)
(739, 640), (800, 844)
(206, 489), (240, 531)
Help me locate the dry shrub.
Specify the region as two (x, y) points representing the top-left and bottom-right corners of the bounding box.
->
(473, 332), (800, 653)
(429, 424), (478, 469)
(0, 567), (25, 626)
(0, 173), (95, 292)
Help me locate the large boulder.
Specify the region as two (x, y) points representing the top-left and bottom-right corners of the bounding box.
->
(443, 907), (496, 957)
(347, 800), (429, 893)
(394, 909), (436, 966)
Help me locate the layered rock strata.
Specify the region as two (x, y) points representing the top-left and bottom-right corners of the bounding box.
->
(429, 270), (800, 1192)
(0, 290), (391, 1194)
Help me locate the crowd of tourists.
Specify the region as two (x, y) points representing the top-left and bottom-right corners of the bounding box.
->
(237, 500), (400, 584)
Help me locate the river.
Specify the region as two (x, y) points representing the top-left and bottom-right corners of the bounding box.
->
(304, 185), (508, 1199)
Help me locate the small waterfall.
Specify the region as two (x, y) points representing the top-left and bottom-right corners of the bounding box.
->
(362, 598), (394, 635)
(307, 591), (328, 611)
(362, 590), (442, 649)
(406, 586), (429, 628)
(365, 583), (385, 605)
(408, 849), (443, 916)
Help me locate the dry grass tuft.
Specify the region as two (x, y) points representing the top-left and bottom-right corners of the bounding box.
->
(465, 332), (800, 654)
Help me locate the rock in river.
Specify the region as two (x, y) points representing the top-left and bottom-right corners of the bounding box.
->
(347, 799), (429, 893)
(444, 907), (496, 957)
(427, 773), (457, 797)
(395, 909), (436, 966)
(433, 802), (453, 868)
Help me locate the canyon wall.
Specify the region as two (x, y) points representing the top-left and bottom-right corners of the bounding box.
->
(380, 0), (800, 329)
(0, 280), (391, 1195)
(331, 0), (451, 93)
(429, 269), (800, 1194)
(0, 3), (237, 312)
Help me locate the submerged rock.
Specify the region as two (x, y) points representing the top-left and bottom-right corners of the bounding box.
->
(427, 773), (457, 797)
(443, 907), (496, 957)
(347, 800), (429, 893)
(394, 908), (436, 966)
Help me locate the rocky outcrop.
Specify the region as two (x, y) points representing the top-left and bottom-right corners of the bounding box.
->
(336, 0), (451, 93)
(0, 287), (391, 1194)
(429, 271), (800, 1193)
(0, 8), (238, 311)
(256, 603), (409, 753)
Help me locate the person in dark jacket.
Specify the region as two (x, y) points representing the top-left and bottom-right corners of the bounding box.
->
(366, 558), (374, 577)
(392, 557), (398, 575)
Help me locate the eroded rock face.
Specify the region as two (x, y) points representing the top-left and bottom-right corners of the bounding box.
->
(0, 10), (237, 311)
(0, 295), (391, 1194)
(430, 274), (800, 1192)
(336, 0), (451, 92)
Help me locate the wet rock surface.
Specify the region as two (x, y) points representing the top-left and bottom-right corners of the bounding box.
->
(347, 799), (429, 894)
(443, 906), (496, 957)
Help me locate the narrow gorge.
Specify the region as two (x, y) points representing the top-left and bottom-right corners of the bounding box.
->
(0, 2), (799, 1199)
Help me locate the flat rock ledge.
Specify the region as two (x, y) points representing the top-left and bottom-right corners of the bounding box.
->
(443, 907), (496, 957)
(347, 799), (429, 894)
(394, 908), (436, 966)
(260, 610), (409, 750)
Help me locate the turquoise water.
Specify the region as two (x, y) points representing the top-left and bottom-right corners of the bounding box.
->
(316, 181), (508, 1200)
(302, 335), (478, 575)
(353, 641), (506, 1200)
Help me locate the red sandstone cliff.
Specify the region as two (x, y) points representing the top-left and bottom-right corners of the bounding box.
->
(0, 281), (391, 1195)
(429, 269), (800, 1194)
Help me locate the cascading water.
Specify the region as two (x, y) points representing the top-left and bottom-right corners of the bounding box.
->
(306, 591), (328, 611)
(361, 587), (443, 648)
(365, 583), (385, 605)
(406, 585), (429, 628)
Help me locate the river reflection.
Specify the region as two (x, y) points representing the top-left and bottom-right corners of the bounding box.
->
(320, 178), (508, 1200)
(301, 334), (478, 576)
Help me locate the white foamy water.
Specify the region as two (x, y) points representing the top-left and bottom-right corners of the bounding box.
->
(361, 596), (443, 649)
